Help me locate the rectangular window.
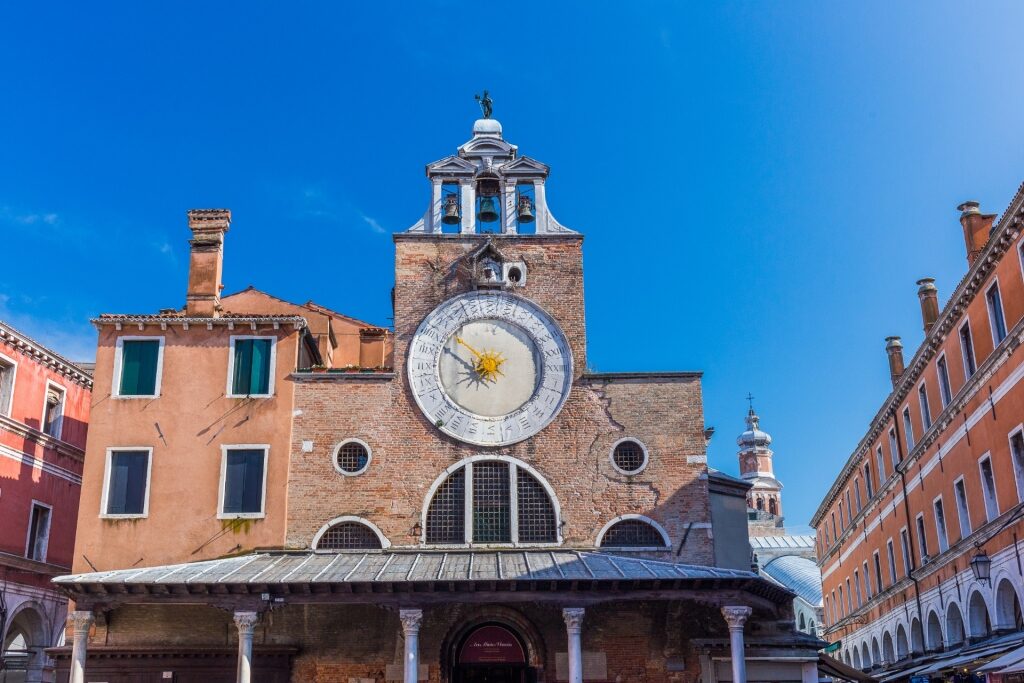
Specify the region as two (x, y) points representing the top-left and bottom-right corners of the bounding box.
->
(845, 578), (853, 613)
(838, 585), (846, 617)
(825, 525), (831, 547)
(865, 463), (874, 498)
(934, 497), (949, 553)
(886, 538), (898, 583)
(863, 560), (872, 598)
(916, 513), (929, 562)
(919, 383), (932, 431)
(1011, 429), (1024, 504)
(854, 477), (863, 512)
(102, 449), (151, 517)
(903, 407), (915, 452)
(228, 337), (275, 397)
(988, 280), (1008, 344)
(219, 446), (268, 517)
(839, 500), (846, 530)
(42, 382), (65, 438)
(900, 527), (913, 573)
(115, 337), (164, 397)
(876, 445), (887, 482)
(846, 489), (854, 522)
(953, 477), (972, 539)
(854, 570), (863, 607)
(831, 512), (838, 539)
(937, 355), (953, 407)
(25, 501), (51, 562)
(874, 550), (884, 590)
(979, 455), (999, 522)
(960, 321), (977, 380)
(889, 428), (901, 468)
(0, 353), (16, 417)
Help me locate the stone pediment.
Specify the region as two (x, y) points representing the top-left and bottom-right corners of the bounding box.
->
(426, 155), (477, 178)
(458, 136), (517, 159)
(500, 155), (549, 177)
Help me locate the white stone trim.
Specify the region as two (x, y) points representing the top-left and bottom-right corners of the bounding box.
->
(217, 444), (269, 519)
(331, 438), (372, 477)
(226, 335), (277, 398)
(112, 335), (165, 399)
(0, 350), (18, 417)
(24, 499), (53, 562)
(959, 318), (977, 382)
(986, 275), (1008, 347)
(100, 447), (153, 519)
(594, 513), (671, 551)
(40, 379), (66, 440)
(977, 452), (999, 523)
(311, 515), (391, 550)
(609, 437), (649, 475)
(0, 441), (81, 485)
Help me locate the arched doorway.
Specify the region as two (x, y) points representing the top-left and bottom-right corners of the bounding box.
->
(451, 623), (537, 683)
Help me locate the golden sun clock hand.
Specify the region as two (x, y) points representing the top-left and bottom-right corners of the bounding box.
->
(455, 336), (506, 382)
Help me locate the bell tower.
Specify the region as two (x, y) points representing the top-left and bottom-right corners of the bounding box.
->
(737, 402), (783, 518)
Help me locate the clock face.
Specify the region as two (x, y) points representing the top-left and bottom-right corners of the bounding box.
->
(407, 291), (573, 446)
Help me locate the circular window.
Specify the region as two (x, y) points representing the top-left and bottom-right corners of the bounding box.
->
(610, 438), (648, 475)
(333, 439), (371, 476)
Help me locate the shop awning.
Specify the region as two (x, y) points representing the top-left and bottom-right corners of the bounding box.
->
(819, 654), (877, 682)
(978, 646), (1024, 673)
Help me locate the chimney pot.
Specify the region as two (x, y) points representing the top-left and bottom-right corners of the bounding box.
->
(916, 277), (940, 333)
(958, 200), (996, 267)
(185, 209), (231, 317)
(885, 336), (905, 387)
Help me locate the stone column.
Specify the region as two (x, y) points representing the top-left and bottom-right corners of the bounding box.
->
(430, 178), (443, 233)
(563, 607), (585, 683)
(533, 179), (549, 234)
(502, 178), (517, 234)
(801, 660), (819, 683)
(401, 609), (423, 683)
(460, 179), (476, 234)
(234, 611), (259, 683)
(69, 610), (94, 683)
(721, 606), (752, 683)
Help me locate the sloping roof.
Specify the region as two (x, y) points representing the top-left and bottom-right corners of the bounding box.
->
(761, 554), (822, 607)
(53, 550), (792, 603)
(749, 534), (815, 550)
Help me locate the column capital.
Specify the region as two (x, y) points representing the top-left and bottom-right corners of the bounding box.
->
(562, 607), (585, 631)
(400, 609), (423, 634)
(69, 611), (94, 636)
(233, 611), (260, 635)
(721, 606), (752, 630)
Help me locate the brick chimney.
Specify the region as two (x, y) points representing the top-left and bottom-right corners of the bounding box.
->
(185, 209), (231, 317)
(917, 278), (939, 333)
(958, 201), (997, 266)
(885, 336), (904, 387)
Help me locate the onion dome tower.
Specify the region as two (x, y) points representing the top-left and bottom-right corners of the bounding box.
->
(737, 403), (783, 518)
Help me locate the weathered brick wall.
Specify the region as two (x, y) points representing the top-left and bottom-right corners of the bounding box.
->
(285, 235), (713, 564)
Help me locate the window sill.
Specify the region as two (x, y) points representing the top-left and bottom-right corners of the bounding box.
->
(218, 513), (266, 520)
(226, 394), (274, 399)
(597, 546), (671, 552)
(100, 513), (148, 520)
(112, 394), (160, 400)
(417, 541), (563, 549)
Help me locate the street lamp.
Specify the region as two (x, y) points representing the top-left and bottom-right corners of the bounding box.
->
(970, 550), (992, 584)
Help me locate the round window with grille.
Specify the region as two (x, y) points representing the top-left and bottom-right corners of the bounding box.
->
(610, 438), (648, 475)
(333, 439), (371, 476)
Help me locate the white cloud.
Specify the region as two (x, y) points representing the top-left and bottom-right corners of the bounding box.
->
(361, 214), (387, 234)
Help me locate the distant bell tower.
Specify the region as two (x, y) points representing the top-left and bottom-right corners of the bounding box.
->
(737, 402), (783, 518)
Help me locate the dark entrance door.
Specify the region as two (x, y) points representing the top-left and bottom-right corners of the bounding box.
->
(451, 624), (538, 683)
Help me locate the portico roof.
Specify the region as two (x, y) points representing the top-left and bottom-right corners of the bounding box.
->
(54, 550), (793, 607)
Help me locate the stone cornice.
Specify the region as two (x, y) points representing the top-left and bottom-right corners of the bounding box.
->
(812, 187), (1024, 527)
(393, 233), (583, 244)
(0, 549), (70, 575)
(0, 413), (85, 461)
(92, 316), (307, 331)
(582, 371), (703, 382)
(290, 371), (395, 382)
(0, 322), (93, 388)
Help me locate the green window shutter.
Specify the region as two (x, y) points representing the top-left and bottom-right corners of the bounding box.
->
(232, 340), (254, 395)
(120, 340), (160, 395)
(231, 339), (272, 396)
(250, 339), (272, 395)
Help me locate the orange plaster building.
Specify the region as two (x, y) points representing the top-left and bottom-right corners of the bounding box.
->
(812, 190), (1024, 680)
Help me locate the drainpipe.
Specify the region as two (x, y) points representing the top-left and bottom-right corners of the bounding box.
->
(892, 410), (926, 651)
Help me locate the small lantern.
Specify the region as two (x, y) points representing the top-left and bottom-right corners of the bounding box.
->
(970, 550), (992, 584)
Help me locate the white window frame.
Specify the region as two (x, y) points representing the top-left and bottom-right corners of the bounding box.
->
(839, 500), (846, 530)
(889, 428), (900, 469)
(218, 444), (270, 519)
(876, 445), (886, 482)
(902, 406), (915, 452)
(978, 453), (999, 523)
(886, 537), (898, 583)
(854, 568), (863, 607)
(311, 515), (392, 550)
(0, 351), (18, 418)
(40, 379), (66, 439)
(863, 560), (872, 598)
(1010, 425), (1024, 504)
(959, 320), (977, 380)
(899, 526), (913, 574)
(915, 512), (929, 563)
(112, 336), (166, 399)
(226, 336), (278, 399)
(854, 476), (863, 512)
(100, 447), (154, 519)
(987, 277), (1008, 346)
(331, 438), (373, 477)
(936, 352), (953, 408)
(609, 437), (650, 475)
(595, 513), (672, 551)
(24, 499), (52, 562)
(952, 475), (972, 539)
(865, 463), (874, 498)
(918, 382), (932, 431)
(873, 549), (884, 590)
(933, 495), (949, 553)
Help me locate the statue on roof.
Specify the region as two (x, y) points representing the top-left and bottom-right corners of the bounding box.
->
(475, 90), (493, 119)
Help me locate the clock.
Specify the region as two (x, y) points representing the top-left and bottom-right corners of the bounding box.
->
(407, 290), (573, 446)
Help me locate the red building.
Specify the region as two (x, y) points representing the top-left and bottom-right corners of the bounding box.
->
(0, 321), (92, 682)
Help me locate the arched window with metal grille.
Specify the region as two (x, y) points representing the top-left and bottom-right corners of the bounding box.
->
(313, 518), (386, 550)
(597, 516), (670, 549)
(423, 458), (559, 545)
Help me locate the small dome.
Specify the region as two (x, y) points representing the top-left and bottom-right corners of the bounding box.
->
(762, 555), (823, 607)
(737, 407), (772, 448)
(472, 118), (502, 138)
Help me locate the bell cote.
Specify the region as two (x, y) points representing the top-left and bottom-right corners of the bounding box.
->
(406, 116), (575, 236)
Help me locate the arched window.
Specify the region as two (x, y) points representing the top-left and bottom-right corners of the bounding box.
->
(946, 603), (966, 647)
(871, 638), (881, 666)
(883, 631), (895, 664)
(756, 497), (764, 510)
(424, 458), (558, 545)
(861, 642), (871, 669)
(768, 498), (778, 515)
(313, 518), (387, 550)
(968, 591), (992, 639)
(597, 516), (669, 549)
(896, 624), (909, 660)
(799, 613), (806, 630)
(995, 578), (1024, 631)
(926, 610), (944, 651)
(911, 617), (925, 655)
(853, 647), (861, 669)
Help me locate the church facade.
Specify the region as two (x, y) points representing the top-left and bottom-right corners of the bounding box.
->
(53, 114), (821, 683)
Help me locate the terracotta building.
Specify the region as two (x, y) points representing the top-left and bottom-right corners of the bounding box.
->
(812, 189), (1024, 679)
(0, 321), (92, 681)
(53, 114), (823, 683)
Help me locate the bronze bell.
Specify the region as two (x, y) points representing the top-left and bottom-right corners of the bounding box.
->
(441, 195), (461, 225)
(517, 195), (535, 223)
(478, 196), (499, 223)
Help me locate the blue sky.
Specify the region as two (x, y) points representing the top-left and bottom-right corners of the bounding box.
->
(3, 2), (1024, 526)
